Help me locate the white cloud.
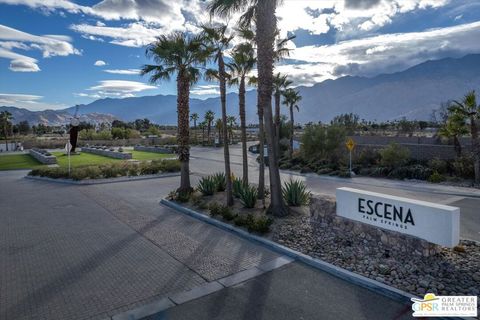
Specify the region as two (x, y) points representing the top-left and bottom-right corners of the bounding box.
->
(0, 93), (66, 110)
(280, 20), (480, 86)
(104, 69), (140, 75)
(94, 60), (106, 66)
(0, 24), (80, 72)
(82, 80), (156, 98)
(191, 85), (220, 96)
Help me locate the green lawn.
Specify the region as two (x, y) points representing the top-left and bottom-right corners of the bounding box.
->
(52, 152), (121, 168)
(52, 150), (173, 168)
(0, 154), (44, 170)
(0, 150), (174, 171)
(130, 150), (174, 161)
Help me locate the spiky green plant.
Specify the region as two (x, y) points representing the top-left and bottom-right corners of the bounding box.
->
(212, 172), (226, 192)
(197, 176), (216, 196)
(232, 177), (246, 198)
(282, 179), (311, 206)
(239, 184), (258, 208)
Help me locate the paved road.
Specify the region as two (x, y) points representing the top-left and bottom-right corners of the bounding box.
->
(0, 170), (413, 320)
(190, 144), (480, 242)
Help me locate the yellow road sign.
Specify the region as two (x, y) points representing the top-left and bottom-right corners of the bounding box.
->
(346, 138), (355, 151)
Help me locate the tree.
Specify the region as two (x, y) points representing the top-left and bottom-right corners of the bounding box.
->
(209, 0), (287, 215)
(227, 115), (236, 142)
(273, 73), (292, 157)
(190, 112), (199, 143)
(282, 88), (302, 158)
(449, 90), (480, 183)
(0, 111), (13, 151)
(227, 42), (256, 183)
(199, 121), (206, 144)
(331, 113), (359, 135)
(17, 120), (30, 135)
(202, 24), (235, 206)
(215, 118), (223, 144)
(205, 110), (215, 145)
(439, 112), (468, 157)
(141, 32), (210, 192)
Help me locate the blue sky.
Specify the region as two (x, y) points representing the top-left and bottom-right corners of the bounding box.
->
(0, 0), (480, 111)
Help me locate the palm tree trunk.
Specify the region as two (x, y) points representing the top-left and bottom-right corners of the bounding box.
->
(274, 91), (281, 159)
(453, 135), (462, 157)
(471, 116), (480, 183)
(256, 0), (287, 216)
(194, 120), (197, 143)
(257, 103), (265, 203)
(177, 72), (191, 192)
(4, 124), (8, 151)
(289, 105), (294, 159)
(239, 76), (248, 184)
(208, 123), (211, 144)
(219, 54), (233, 206)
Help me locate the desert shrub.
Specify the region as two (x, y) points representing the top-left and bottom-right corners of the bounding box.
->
(282, 179), (311, 206)
(301, 124), (346, 161)
(139, 161), (161, 175)
(247, 215), (273, 234)
(357, 148), (381, 167)
(190, 193), (203, 206)
(317, 168), (333, 175)
(453, 155), (474, 179)
(300, 166), (313, 173)
(234, 213), (254, 227)
(239, 184), (258, 208)
(338, 170), (352, 178)
(232, 177), (245, 198)
(212, 172), (226, 192)
(168, 189), (191, 202)
(380, 143), (410, 168)
(197, 176), (216, 196)
(158, 160), (181, 172)
(428, 158), (448, 174)
(428, 171), (446, 183)
(388, 164), (433, 180)
(208, 202), (236, 220)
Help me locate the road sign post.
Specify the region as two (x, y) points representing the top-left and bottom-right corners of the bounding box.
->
(345, 138), (356, 175)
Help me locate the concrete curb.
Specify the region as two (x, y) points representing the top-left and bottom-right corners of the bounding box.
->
(160, 199), (416, 304)
(24, 172), (180, 185)
(108, 256), (294, 320)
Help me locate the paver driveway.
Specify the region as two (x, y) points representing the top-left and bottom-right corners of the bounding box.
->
(0, 171), (279, 320)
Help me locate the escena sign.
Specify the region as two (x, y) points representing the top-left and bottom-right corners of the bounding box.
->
(336, 187), (460, 247)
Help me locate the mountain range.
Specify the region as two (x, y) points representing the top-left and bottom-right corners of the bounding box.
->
(3, 54), (480, 126)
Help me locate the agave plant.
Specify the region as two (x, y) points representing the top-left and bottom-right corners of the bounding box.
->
(282, 179), (311, 206)
(239, 184), (258, 208)
(232, 177), (246, 198)
(212, 172), (226, 192)
(197, 176), (216, 196)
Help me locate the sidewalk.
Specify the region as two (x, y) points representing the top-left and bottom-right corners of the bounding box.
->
(0, 171), (413, 320)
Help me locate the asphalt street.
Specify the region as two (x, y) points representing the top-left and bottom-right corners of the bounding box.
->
(189, 144), (480, 242)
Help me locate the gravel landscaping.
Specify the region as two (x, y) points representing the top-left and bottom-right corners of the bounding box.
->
(270, 205), (480, 300)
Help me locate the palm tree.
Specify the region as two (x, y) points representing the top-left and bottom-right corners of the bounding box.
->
(141, 32), (210, 193)
(190, 112), (199, 143)
(0, 111), (13, 151)
(202, 24), (235, 206)
(199, 120), (207, 144)
(439, 112), (468, 157)
(227, 42), (256, 184)
(449, 90), (480, 183)
(282, 88), (302, 159)
(227, 115), (236, 142)
(215, 118), (223, 144)
(209, 0), (288, 215)
(205, 110), (215, 145)
(273, 73), (292, 158)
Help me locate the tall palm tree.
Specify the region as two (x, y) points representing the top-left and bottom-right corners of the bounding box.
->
(450, 90), (480, 183)
(273, 73), (292, 157)
(202, 24), (235, 206)
(215, 118), (223, 144)
(227, 115), (236, 142)
(141, 32), (210, 193)
(439, 112), (468, 157)
(209, 0), (288, 216)
(282, 88), (302, 159)
(205, 110), (215, 145)
(227, 42), (256, 184)
(190, 112), (199, 143)
(0, 111), (13, 151)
